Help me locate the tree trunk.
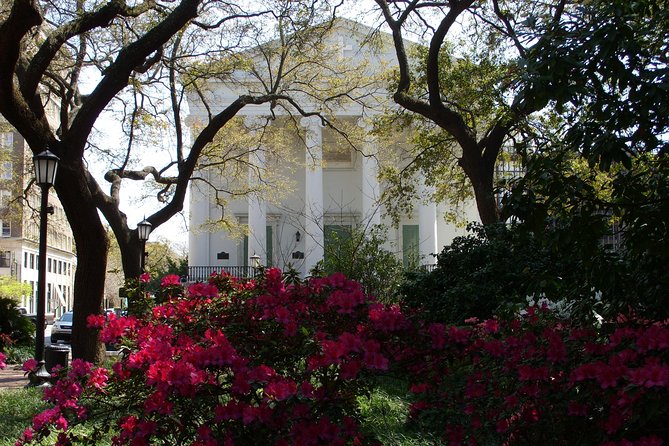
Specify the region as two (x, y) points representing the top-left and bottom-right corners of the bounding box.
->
(471, 177), (500, 225)
(118, 232), (143, 280)
(460, 149), (501, 225)
(55, 160), (108, 364)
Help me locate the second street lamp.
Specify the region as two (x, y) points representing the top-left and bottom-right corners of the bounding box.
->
(137, 218), (152, 273)
(30, 149), (59, 386)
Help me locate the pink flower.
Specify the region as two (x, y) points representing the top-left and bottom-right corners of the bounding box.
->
(326, 289), (364, 314)
(483, 318), (499, 334)
(187, 282), (219, 298)
(160, 274), (182, 287)
(18, 427), (34, 443)
(496, 418), (509, 433)
(0, 351), (6, 370)
(340, 360), (362, 379)
(368, 304), (408, 332)
(627, 363), (669, 387)
(87, 367), (109, 391)
(636, 436), (664, 446)
(86, 314), (106, 329)
(300, 381), (315, 398)
(139, 273), (151, 283)
(22, 358), (38, 373)
(448, 326), (471, 344)
(264, 378), (297, 401)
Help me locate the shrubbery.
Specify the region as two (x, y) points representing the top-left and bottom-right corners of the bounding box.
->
(16, 271), (669, 445)
(0, 297), (34, 349)
(18, 269), (407, 445)
(399, 222), (628, 325)
(321, 225), (404, 303)
(401, 306), (669, 445)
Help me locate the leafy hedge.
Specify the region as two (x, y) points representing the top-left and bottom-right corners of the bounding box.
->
(15, 271), (669, 446)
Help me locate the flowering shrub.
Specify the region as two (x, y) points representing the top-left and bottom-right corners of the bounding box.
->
(17, 269), (669, 445)
(0, 350), (6, 369)
(402, 305), (669, 445)
(18, 269), (408, 445)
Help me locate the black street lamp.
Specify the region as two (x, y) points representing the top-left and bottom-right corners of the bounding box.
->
(30, 149), (59, 386)
(137, 218), (152, 273)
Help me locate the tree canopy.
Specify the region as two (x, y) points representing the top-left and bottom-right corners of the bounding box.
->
(0, 0), (367, 362)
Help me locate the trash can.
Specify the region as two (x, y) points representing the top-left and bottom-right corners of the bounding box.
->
(45, 344), (70, 373)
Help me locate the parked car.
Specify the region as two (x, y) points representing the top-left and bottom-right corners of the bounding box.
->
(51, 311), (73, 344)
(17, 307), (56, 325)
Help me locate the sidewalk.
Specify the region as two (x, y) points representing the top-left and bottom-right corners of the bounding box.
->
(0, 366), (30, 390)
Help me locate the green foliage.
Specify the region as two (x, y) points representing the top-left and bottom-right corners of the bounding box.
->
(521, 0), (669, 170)
(321, 225), (404, 303)
(124, 278), (153, 318)
(357, 377), (438, 446)
(400, 223), (615, 324)
(0, 388), (49, 446)
(504, 0), (669, 320)
(504, 152), (669, 320)
(2, 343), (35, 365)
(375, 44), (508, 223)
(146, 256), (188, 291)
(0, 277), (31, 303)
(0, 297), (34, 347)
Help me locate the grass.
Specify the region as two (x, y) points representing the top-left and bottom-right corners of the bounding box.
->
(358, 376), (442, 445)
(0, 387), (48, 446)
(0, 373), (438, 445)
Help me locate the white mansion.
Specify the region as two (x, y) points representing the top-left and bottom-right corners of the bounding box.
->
(187, 20), (478, 279)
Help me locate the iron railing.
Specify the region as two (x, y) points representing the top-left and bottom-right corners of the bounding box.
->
(186, 263), (438, 283)
(187, 266), (259, 283)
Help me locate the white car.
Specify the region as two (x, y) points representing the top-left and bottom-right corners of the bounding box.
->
(51, 312), (73, 344)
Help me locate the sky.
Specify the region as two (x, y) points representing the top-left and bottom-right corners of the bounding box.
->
(85, 105), (189, 253)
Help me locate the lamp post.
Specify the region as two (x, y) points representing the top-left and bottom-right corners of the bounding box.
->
(137, 218), (152, 273)
(250, 253), (260, 278)
(30, 150), (59, 386)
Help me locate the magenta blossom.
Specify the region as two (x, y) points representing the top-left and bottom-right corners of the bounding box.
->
(160, 274), (181, 287)
(22, 358), (38, 373)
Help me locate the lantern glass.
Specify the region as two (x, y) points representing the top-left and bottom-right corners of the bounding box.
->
(137, 219), (152, 241)
(33, 150), (60, 187)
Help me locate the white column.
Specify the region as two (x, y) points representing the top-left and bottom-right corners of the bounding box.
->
(418, 183), (438, 265)
(301, 116), (324, 275)
(358, 118), (381, 227)
(247, 116), (267, 265)
(188, 171), (212, 267)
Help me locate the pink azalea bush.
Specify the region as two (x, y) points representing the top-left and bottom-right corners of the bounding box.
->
(18, 269), (407, 445)
(16, 269), (669, 445)
(401, 305), (669, 445)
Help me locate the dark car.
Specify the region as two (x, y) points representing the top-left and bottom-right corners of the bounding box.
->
(17, 306), (55, 325)
(51, 311), (73, 344)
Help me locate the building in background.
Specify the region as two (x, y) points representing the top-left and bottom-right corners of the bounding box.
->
(0, 117), (76, 317)
(187, 20), (479, 280)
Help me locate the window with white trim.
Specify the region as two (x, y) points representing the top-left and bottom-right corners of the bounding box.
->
(1, 162), (12, 180)
(1, 220), (10, 237)
(0, 251), (10, 268)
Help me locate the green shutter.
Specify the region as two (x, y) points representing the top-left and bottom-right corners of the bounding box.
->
(266, 226), (273, 267)
(402, 225), (420, 268)
(324, 225), (351, 263)
(243, 235), (248, 267)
